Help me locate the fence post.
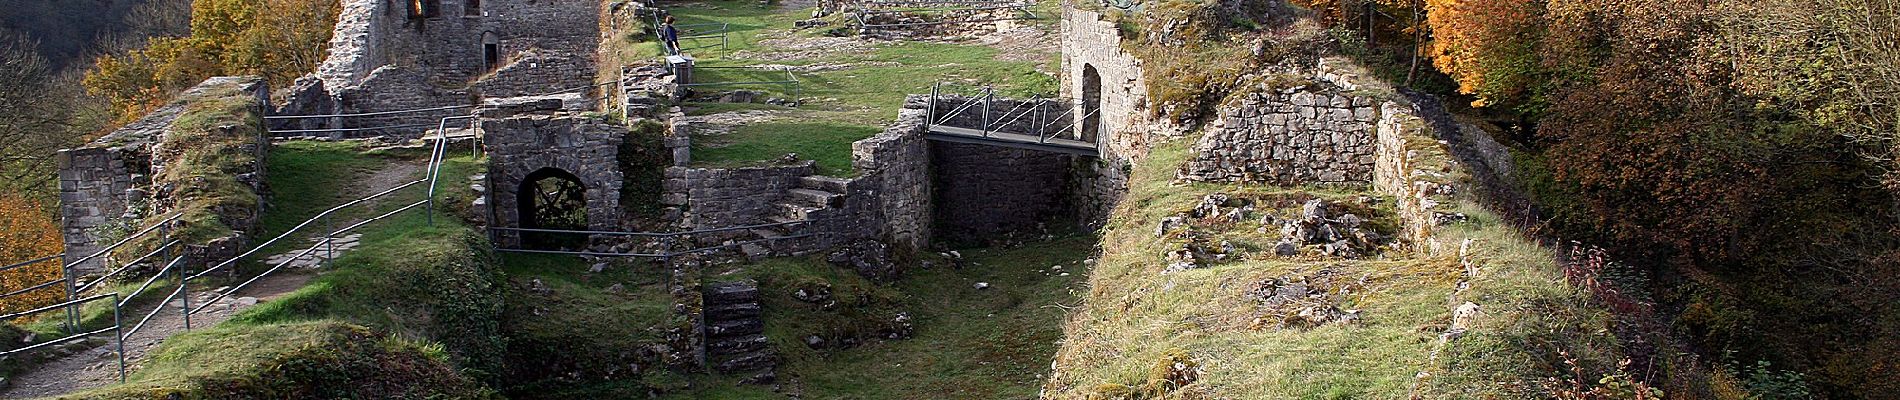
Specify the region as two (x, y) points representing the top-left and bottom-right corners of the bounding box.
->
(179, 261), (191, 330)
(62, 260), (77, 334)
(112, 294), (125, 382)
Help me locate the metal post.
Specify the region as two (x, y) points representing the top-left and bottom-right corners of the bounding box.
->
(981, 87), (993, 137)
(112, 294), (125, 382)
(928, 83), (939, 127)
(62, 262), (77, 334)
(179, 262), (191, 330)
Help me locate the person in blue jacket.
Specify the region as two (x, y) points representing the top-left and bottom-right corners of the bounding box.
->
(661, 15), (682, 55)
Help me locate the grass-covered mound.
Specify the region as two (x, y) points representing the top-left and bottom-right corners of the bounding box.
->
(69, 321), (495, 399)
(1042, 140), (1627, 398)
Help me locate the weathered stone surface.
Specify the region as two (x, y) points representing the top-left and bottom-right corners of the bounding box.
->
(1180, 79), (1380, 185)
(276, 0), (602, 138)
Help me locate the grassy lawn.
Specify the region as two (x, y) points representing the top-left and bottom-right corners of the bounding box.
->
(693, 122), (882, 176)
(663, 235), (1095, 399)
(627, 0), (1058, 176)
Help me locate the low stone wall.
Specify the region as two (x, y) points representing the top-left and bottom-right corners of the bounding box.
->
(663, 163), (814, 235)
(1179, 82), (1381, 185)
(930, 141), (1076, 246)
(1372, 101), (1458, 252)
(824, 108), (934, 250)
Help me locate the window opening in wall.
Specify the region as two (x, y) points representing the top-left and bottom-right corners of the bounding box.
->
(409, 0), (439, 18)
(466, 0), (480, 16)
(482, 32), (500, 71)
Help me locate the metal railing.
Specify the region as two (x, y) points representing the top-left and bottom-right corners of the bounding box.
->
(265, 104), (478, 137)
(925, 82), (1094, 144)
(680, 65), (803, 106)
(0, 293), (126, 382)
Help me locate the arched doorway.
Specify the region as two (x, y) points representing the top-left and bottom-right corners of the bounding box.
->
(1080, 64), (1103, 142)
(517, 167), (588, 250)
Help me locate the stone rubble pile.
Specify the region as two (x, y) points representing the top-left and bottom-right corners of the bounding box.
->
(1265, 199), (1381, 259)
(1245, 269), (1364, 329)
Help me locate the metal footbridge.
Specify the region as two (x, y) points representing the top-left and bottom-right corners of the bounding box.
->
(924, 83), (1100, 156)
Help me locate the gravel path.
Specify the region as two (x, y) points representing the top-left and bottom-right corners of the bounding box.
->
(0, 273), (309, 399)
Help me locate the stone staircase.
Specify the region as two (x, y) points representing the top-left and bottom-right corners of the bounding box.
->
(703, 280), (775, 384)
(740, 175), (848, 260)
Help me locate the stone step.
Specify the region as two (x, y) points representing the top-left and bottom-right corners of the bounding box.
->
(712, 349), (777, 373)
(706, 302), (762, 321)
(705, 281), (759, 305)
(798, 175), (849, 192)
(708, 334), (769, 355)
(707, 319), (764, 338)
(785, 188), (841, 208)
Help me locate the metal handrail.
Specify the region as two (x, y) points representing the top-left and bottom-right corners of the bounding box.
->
(988, 94), (1041, 131)
(75, 240), (179, 293)
(427, 115), (478, 226)
(679, 66), (803, 106)
(65, 213), (182, 270)
(268, 123), (444, 135)
(935, 88), (991, 125)
(189, 179), (424, 280)
(0, 292), (126, 382)
(194, 198), (430, 315)
(120, 256), (186, 308)
(1, 254), (63, 272)
(0, 279), (66, 299)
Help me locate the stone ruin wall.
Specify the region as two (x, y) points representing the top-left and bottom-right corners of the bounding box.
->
(1177, 83), (1382, 185)
(663, 163), (817, 242)
(930, 141), (1076, 246)
(280, 0), (602, 137)
(1060, 7), (1190, 227)
(58, 77), (271, 275)
(481, 111), (625, 246)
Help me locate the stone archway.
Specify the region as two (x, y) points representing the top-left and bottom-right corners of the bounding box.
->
(1081, 63), (1103, 142)
(516, 167), (588, 250)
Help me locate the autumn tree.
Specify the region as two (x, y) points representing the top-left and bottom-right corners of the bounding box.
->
(85, 0), (340, 121)
(0, 194), (65, 314)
